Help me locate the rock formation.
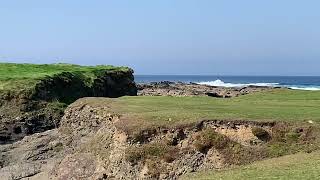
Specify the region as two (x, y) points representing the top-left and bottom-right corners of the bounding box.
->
(1, 97), (298, 180)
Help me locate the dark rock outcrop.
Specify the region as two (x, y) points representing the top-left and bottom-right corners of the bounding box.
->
(92, 70), (137, 97)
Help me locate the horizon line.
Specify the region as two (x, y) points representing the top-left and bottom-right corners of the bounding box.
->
(134, 74), (320, 77)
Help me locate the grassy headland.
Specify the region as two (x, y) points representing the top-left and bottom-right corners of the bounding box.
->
(0, 63), (130, 92)
(0, 62), (136, 143)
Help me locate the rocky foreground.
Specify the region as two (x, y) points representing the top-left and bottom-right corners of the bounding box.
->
(0, 97), (273, 179)
(138, 81), (282, 98)
(1, 97), (318, 180)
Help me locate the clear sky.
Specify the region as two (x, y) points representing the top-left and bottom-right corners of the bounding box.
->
(1, 1), (319, 75)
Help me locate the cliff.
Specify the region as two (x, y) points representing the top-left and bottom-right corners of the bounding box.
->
(0, 63), (137, 143)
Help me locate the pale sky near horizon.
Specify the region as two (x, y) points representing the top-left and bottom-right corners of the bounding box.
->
(1, 1), (320, 75)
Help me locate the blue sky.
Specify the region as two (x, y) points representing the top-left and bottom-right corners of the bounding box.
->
(1, 1), (320, 75)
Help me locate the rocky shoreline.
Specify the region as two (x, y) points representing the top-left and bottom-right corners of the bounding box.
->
(138, 81), (283, 98)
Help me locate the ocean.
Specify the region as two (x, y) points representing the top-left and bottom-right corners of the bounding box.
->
(134, 75), (320, 91)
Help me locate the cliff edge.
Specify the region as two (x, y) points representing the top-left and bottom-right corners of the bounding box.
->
(0, 63), (137, 143)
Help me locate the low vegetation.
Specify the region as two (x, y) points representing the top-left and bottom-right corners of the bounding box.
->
(183, 150), (320, 180)
(193, 128), (229, 153)
(125, 143), (178, 164)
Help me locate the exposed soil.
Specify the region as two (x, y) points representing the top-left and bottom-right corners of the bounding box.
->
(1, 97), (318, 180)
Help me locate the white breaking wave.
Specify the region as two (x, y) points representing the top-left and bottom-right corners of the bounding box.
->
(197, 79), (279, 88)
(288, 86), (320, 91)
(197, 79), (320, 91)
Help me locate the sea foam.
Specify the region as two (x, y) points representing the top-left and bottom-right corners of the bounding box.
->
(288, 86), (320, 91)
(197, 79), (320, 91)
(197, 79), (279, 88)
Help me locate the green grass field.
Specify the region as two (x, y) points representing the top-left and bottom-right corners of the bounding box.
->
(182, 150), (320, 180)
(0, 63), (130, 91)
(100, 89), (320, 127)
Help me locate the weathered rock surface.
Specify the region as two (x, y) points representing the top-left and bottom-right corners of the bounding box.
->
(0, 97), (275, 180)
(137, 81), (282, 98)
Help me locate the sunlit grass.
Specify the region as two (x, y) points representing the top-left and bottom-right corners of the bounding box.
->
(78, 89), (320, 129)
(182, 150), (320, 180)
(0, 63), (130, 91)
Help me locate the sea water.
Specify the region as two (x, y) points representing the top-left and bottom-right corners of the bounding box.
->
(135, 75), (320, 91)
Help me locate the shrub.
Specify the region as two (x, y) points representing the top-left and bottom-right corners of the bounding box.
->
(270, 123), (290, 142)
(193, 128), (229, 153)
(285, 132), (300, 143)
(125, 143), (178, 164)
(145, 159), (166, 179)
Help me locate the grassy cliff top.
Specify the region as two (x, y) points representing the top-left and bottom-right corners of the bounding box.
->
(75, 89), (320, 130)
(0, 63), (131, 91)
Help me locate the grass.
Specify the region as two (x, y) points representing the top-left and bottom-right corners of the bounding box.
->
(61, 88), (320, 179)
(125, 143), (178, 164)
(193, 128), (229, 153)
(90, 89), (320, 128)
(182, 150), (320, 180)
(0, 63), (130, 91)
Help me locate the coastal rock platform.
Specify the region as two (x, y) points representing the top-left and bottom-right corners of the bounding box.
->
(138, 81), (282, 98)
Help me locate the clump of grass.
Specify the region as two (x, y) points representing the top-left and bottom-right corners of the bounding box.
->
(144, 159), (167, 179)
(270, 123), (290, 142)
(266, 123), (320, 157)
(193, 128), (229, 153)
(125, 143), (178, 164)
(285, 132), (300, 143)
(193, 128), (266, 165)
(221, 143), (265, 165)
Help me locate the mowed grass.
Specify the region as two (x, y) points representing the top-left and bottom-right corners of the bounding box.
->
(106, 89), (320, 126)
(182, 150), (320, 180)
(0, 63), (130, 91)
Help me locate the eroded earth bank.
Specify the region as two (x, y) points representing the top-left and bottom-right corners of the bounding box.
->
(1, 97), (319, 180)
